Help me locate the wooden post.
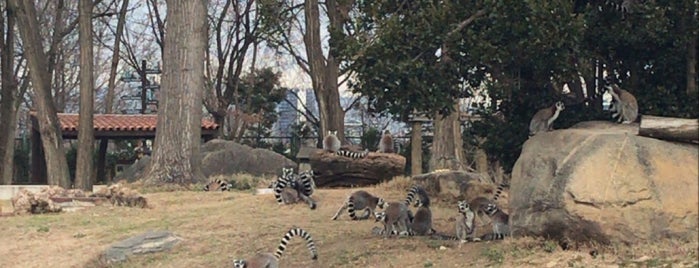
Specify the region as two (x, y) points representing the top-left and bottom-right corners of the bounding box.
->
(411, 121), (423, 176)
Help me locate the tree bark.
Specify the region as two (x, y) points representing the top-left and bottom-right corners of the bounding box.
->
(304, 0), (345, 142)
(638, 115), (699, 144)
(75, 0), (95, 191)
(97, 0), (129, 184)
(429, 43), (466, 171)
(10, 0), (71, 187)
(429, 103), (466, 171)
(687, 33), (697, 95)
(0, 3), (18, 185)
(141, 0), (206, 185)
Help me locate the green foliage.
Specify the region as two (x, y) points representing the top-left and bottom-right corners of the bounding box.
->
(342, 0), (698, 173)
(236, 68), (288, 145)
(360, 127), (381, 152)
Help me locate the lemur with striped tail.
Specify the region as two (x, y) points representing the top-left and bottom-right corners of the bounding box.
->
(232, 228), (318, 268)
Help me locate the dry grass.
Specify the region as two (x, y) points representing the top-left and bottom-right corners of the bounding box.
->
(0, 177), (696, 268)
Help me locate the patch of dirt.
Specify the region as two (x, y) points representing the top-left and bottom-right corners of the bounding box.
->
(0, 177), (696, 268)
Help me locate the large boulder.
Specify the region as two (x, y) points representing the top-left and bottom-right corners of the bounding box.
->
(510, 121), (698, 246)
(116, 139), (296, 182)
(200, 139), (296, 177)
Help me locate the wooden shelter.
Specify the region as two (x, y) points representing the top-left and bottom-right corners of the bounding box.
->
(29, 113), (219, 184)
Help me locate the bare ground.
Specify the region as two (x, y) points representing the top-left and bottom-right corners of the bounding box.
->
(0, 177), (696, 268)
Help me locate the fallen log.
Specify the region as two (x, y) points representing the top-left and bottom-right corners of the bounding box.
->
(308, 149), (406, 187)
(638, 115), (699, 144)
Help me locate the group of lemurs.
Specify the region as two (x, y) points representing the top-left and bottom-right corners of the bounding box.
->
(332, 183), (511, 243)
(323, 129), (395, 157)
(215, 78), (635, 265)
(529, 77), (639, 137)
(227, 174), (511, 267)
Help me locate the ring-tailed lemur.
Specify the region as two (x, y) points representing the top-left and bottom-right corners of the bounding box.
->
(296, 170), (315, 197)
(408, 187), (435, 235)
(374, 202), (413, 237)
(203, 178), (233, 191)
(469, 182), (509, 227)
(273, 176), (317, 210)
(336, 149), (369, 159)
(480, 203), (510, 240)
(271, 168), (315, 198)
(456, 200), (478, 242)
(603, 77), (638, 124)
(529, 101), (565, 137)
(233, 228), (318, 268)
(377, 129), (395, 153)
(323, 130), (341, 152)
(403, 184), (421, 207)
(324, 130), (370, 158)
(332, 190), (385, 220)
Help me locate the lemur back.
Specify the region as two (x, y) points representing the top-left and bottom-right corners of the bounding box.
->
(332, 190), (385, 220)
(232, 228), (318, 268)
(378, 129), (395, 153)
(374, 202), (412, 237)
(409, 187), (435, 235)
(606, 83), (638, 124)
(322, 130), (341, 152)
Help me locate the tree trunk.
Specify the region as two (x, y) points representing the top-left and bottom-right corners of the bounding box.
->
(0, 4), (18, 185)
(309, 150), (406, 187)
(304, 0), (345, 142)
(638, 115), (699, 144)
(429, 104), (466, 171)
(10, 0), (71, 187)
(141, 0), (206, 185)
(688, 33), (697, 95)
(75, 0), (95, 191)
(97, 0), (130, 184)
(429, 44), (466, 171)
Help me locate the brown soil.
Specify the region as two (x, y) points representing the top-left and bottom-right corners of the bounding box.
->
(0, 177), (696, 268)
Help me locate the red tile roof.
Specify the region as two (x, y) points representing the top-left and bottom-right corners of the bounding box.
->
(56, 113), (219, 132)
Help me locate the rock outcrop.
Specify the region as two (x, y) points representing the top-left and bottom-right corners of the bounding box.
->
(510, 121), (698, 246)
(116, 139), (296, 182)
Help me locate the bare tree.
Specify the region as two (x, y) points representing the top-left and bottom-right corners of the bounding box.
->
(75, 0), (95, 191)
(0, 0), (28, 185)
(202, 0), (260, 138)
(260, 0), (352, 143)
(303, 0), (345, 141)
(9, 0), (71, 187)
(141, 0), (207, 185)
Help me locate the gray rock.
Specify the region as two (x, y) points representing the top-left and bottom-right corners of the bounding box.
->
(116, 139), (296, 182)
(511, 121), (698, 246)
(101, 230), (182, 264)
